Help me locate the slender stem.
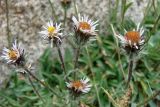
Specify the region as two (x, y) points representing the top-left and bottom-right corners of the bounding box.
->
(73, 46), (81, 80)
(27, 74), (45, 103)
(23, 67), (46, 87)
(73, 0), (78, 16)
(137, 91), (160, 107)
(86, 47), (102, 107)
(111, 24), (125, 79)
(151, 14), (160, 33)
(126, 53), (133, 87)
(71, 100), (78, 107)
(63, 7), (67, 27)
(56, 45), (66, 75)
(5, 0), (11, 47)
(22, 66), (63, 99)
(141, 0), (152, 24)
(152, 0), (157, 16)
(48, 0), (58, 21)
(121, 0), (126, 25)
(143, 14), (160, 47)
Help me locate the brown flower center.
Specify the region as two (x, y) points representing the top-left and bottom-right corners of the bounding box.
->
(79, 22), (91, 30)
(125, 31), (140, 44)
(72, 81), (84, 90)
(8, 50), (18, 60)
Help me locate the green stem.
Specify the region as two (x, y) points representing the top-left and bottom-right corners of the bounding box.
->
(73, 46), (81, 80)
(143, 14), (160, 48)
(121, 0), (126, 25)
(111, 24), (125, 79)
(56, 45), (66, 76)
(85, 46), (102, 107)
(141, 0), (152, 24)
(48, 0), (58, 21)
(152, 0), (157, 16)
(27, 74), (45, 103)
(151, 14), (160, 33)
(22, 66), (64, 99)
(126, 52), (133, 87)
(73, 0), (78, 16)
(63, 7), (67, 27)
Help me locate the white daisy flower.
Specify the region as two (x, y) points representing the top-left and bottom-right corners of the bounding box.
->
(66, 77), (92, 94)
(39, 20), (63, 45)
(1, 40), (25, 65)
(111, 23), (145, 53)
(72, 14), (98, 45)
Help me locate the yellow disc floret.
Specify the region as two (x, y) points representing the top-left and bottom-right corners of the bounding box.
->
(8, 50), (18, 60)
(48, 26), (56, 34)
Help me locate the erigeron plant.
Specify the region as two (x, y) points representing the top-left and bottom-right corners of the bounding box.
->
(1, 14), (98, 105)
(1, 0), (160, 106)
(111, 23), (146, 87)
(1, 16), (157, 107)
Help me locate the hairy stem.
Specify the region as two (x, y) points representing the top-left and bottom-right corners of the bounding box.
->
(27, 74), (45, 103)
(73, 0), (78, 16)
(151, 14), (160, 33)
(22, 66), (63, 99)
(63, 7), (67, 27)
(152, 0), (157, 16)
(126, 53), (133, 87)
(111, 24), (125, 79)
(48, 0), (58, 21)
(56, 45), (66, 75)
(86, 47), (102, 107)
(121, 0), (126, 25)
(73, 46), (81, 80)
(23, 67), (46, 87)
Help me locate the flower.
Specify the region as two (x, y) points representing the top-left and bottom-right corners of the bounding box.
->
(39, 20), (63, 46)
(66, 78), (92, 95)
(111, 23), (145, 53)
(1, 40), (25, 65)
(72, 14), (98, 45)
